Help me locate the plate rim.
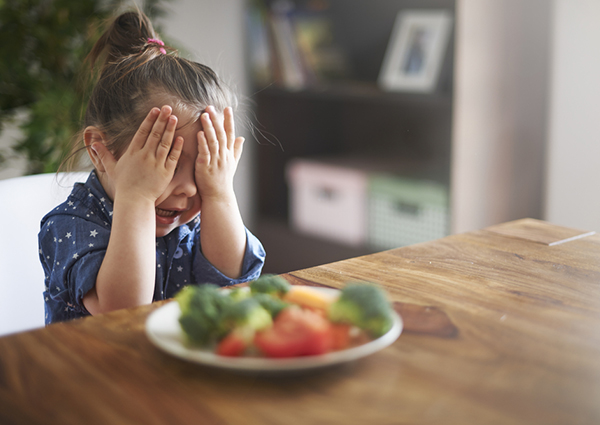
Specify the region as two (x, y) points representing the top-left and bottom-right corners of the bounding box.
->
(145, 287), (402, 372)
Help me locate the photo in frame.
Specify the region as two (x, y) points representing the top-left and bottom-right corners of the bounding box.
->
(378, 10), (453, 93)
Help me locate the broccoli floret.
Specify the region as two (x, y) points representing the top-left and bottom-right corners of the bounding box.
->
(250, 274), (291, 298)
(175, 284), (233, 346)
(219, 297), (273, 335)
(227, 286), (250, 302)
(328, 282), (394, 338)
(252, 293), (289, 318)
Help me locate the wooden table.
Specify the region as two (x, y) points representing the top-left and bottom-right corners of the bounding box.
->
(1, 218), (599, 425)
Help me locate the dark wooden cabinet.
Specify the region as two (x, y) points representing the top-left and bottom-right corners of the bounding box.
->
(246, 0), (456, 274)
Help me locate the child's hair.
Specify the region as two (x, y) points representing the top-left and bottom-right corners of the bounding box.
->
(64, 10), (237, 169)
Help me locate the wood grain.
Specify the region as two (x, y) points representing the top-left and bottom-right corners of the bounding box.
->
(485, 217), (596, 245)
(1, 219), (600, 425)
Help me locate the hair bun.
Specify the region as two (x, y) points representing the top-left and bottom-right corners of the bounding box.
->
(87, 10), (160, 69)
(110, 11), (157, 57)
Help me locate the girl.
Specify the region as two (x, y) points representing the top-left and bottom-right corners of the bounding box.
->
(39, 11), (265, 324)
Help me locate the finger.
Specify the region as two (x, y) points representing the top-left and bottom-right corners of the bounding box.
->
(166, 136), (184, 173)
(130, 107), (160, 150)
(233, 137), (244, 162)
(224, 107), (236, 151)
(156, 114), (178, 162)
(145, 105), (172, 150)
(207, 106), (227, 151)
(196, 130), (211, 166)
(201, 111), (219, 157)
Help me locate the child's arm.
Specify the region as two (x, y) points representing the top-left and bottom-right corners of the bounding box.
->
(83, 106), (183, 314)
(195, 106), (247, 279)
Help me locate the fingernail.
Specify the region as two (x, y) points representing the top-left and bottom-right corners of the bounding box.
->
(90, 143), (98, 154)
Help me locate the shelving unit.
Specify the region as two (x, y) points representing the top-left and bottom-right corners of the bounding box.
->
(246, 0), (456, 274)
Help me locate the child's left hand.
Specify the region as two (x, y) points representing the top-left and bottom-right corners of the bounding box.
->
(194, 106), (244, 201)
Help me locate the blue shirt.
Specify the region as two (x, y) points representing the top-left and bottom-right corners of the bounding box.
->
(39, 171), (265, 324)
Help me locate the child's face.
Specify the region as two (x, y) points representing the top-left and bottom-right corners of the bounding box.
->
(153, 116), (203, 237)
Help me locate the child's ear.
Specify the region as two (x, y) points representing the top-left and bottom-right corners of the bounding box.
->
(83, 126), (107, 172)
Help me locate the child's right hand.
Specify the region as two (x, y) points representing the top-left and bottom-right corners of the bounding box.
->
(91, 106), (184, 203)
(84, 106), (183, 314)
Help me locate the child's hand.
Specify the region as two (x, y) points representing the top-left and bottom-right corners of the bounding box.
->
(194, 106), (245, 202)
(92, 106), (184, 203)
(195, 106), (247, 278)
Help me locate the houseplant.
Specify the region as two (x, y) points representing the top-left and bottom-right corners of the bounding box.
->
(0, 0), (169, 174)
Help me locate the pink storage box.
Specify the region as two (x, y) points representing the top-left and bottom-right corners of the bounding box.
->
(286, 159), (368, 246)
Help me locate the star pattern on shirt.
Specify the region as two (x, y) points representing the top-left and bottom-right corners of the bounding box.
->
(41, 170), (265, 325)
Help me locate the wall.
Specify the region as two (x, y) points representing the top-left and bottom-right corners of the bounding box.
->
(0, 111), (27, 180)
(451, 0), (551, 234)
(545, 0), (600, 232)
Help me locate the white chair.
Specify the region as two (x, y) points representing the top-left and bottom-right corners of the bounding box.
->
(0, 171), (89, 336)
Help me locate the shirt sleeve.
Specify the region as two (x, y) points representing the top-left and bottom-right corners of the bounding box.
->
(39, 214), (110, 315)
(191, 227), (265, 286)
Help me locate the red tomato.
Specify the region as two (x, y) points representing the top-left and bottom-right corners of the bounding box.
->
(330, 324), (351, 350)
(216, 331), (248, 357)
(254, 307), (333, 357)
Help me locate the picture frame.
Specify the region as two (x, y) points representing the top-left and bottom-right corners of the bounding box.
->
(378, 10), (453, 93)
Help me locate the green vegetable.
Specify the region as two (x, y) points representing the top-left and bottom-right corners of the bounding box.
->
(228, 287), (250, 302)
(175, 284), (233, 346)
(250, 274), (291, 297)
(328, 282), (394, 338)
(252, 293), (289, 318)
(219, 297), (273, 336)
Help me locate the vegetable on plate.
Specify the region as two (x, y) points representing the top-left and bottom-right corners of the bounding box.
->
(175, 274), (395, 358)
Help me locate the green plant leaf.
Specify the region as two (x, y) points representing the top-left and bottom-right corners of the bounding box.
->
(0, 0), (171, 175)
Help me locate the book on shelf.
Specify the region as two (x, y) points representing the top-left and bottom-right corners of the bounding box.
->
(245, 1), (273, 86)
(246, 0), (349, 90)
(268, 1), (312, 90)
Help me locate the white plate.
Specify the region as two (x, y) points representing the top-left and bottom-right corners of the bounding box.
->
(145, 287), (402, 373)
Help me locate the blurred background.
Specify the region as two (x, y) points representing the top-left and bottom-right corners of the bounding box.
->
(1, 0), (599, 274)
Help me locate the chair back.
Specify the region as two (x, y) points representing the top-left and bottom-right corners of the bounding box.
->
(0, 172), (89, 336)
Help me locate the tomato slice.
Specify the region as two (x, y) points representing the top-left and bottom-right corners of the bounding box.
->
(216, 328), (253, 357)
(254, 306), (333, 358)
(330, 324), (351, 350)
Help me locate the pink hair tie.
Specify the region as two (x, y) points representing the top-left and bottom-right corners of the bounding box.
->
(148, 38), (166, 54)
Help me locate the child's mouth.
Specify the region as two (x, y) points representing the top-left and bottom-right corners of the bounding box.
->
(156, 208), (178, 217)
(155, 207), (182, 224)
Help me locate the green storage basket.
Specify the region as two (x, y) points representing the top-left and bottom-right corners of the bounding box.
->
(368, 175), (449, 250)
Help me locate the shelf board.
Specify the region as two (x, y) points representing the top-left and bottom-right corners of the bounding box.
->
(254, 82), (453, 109)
